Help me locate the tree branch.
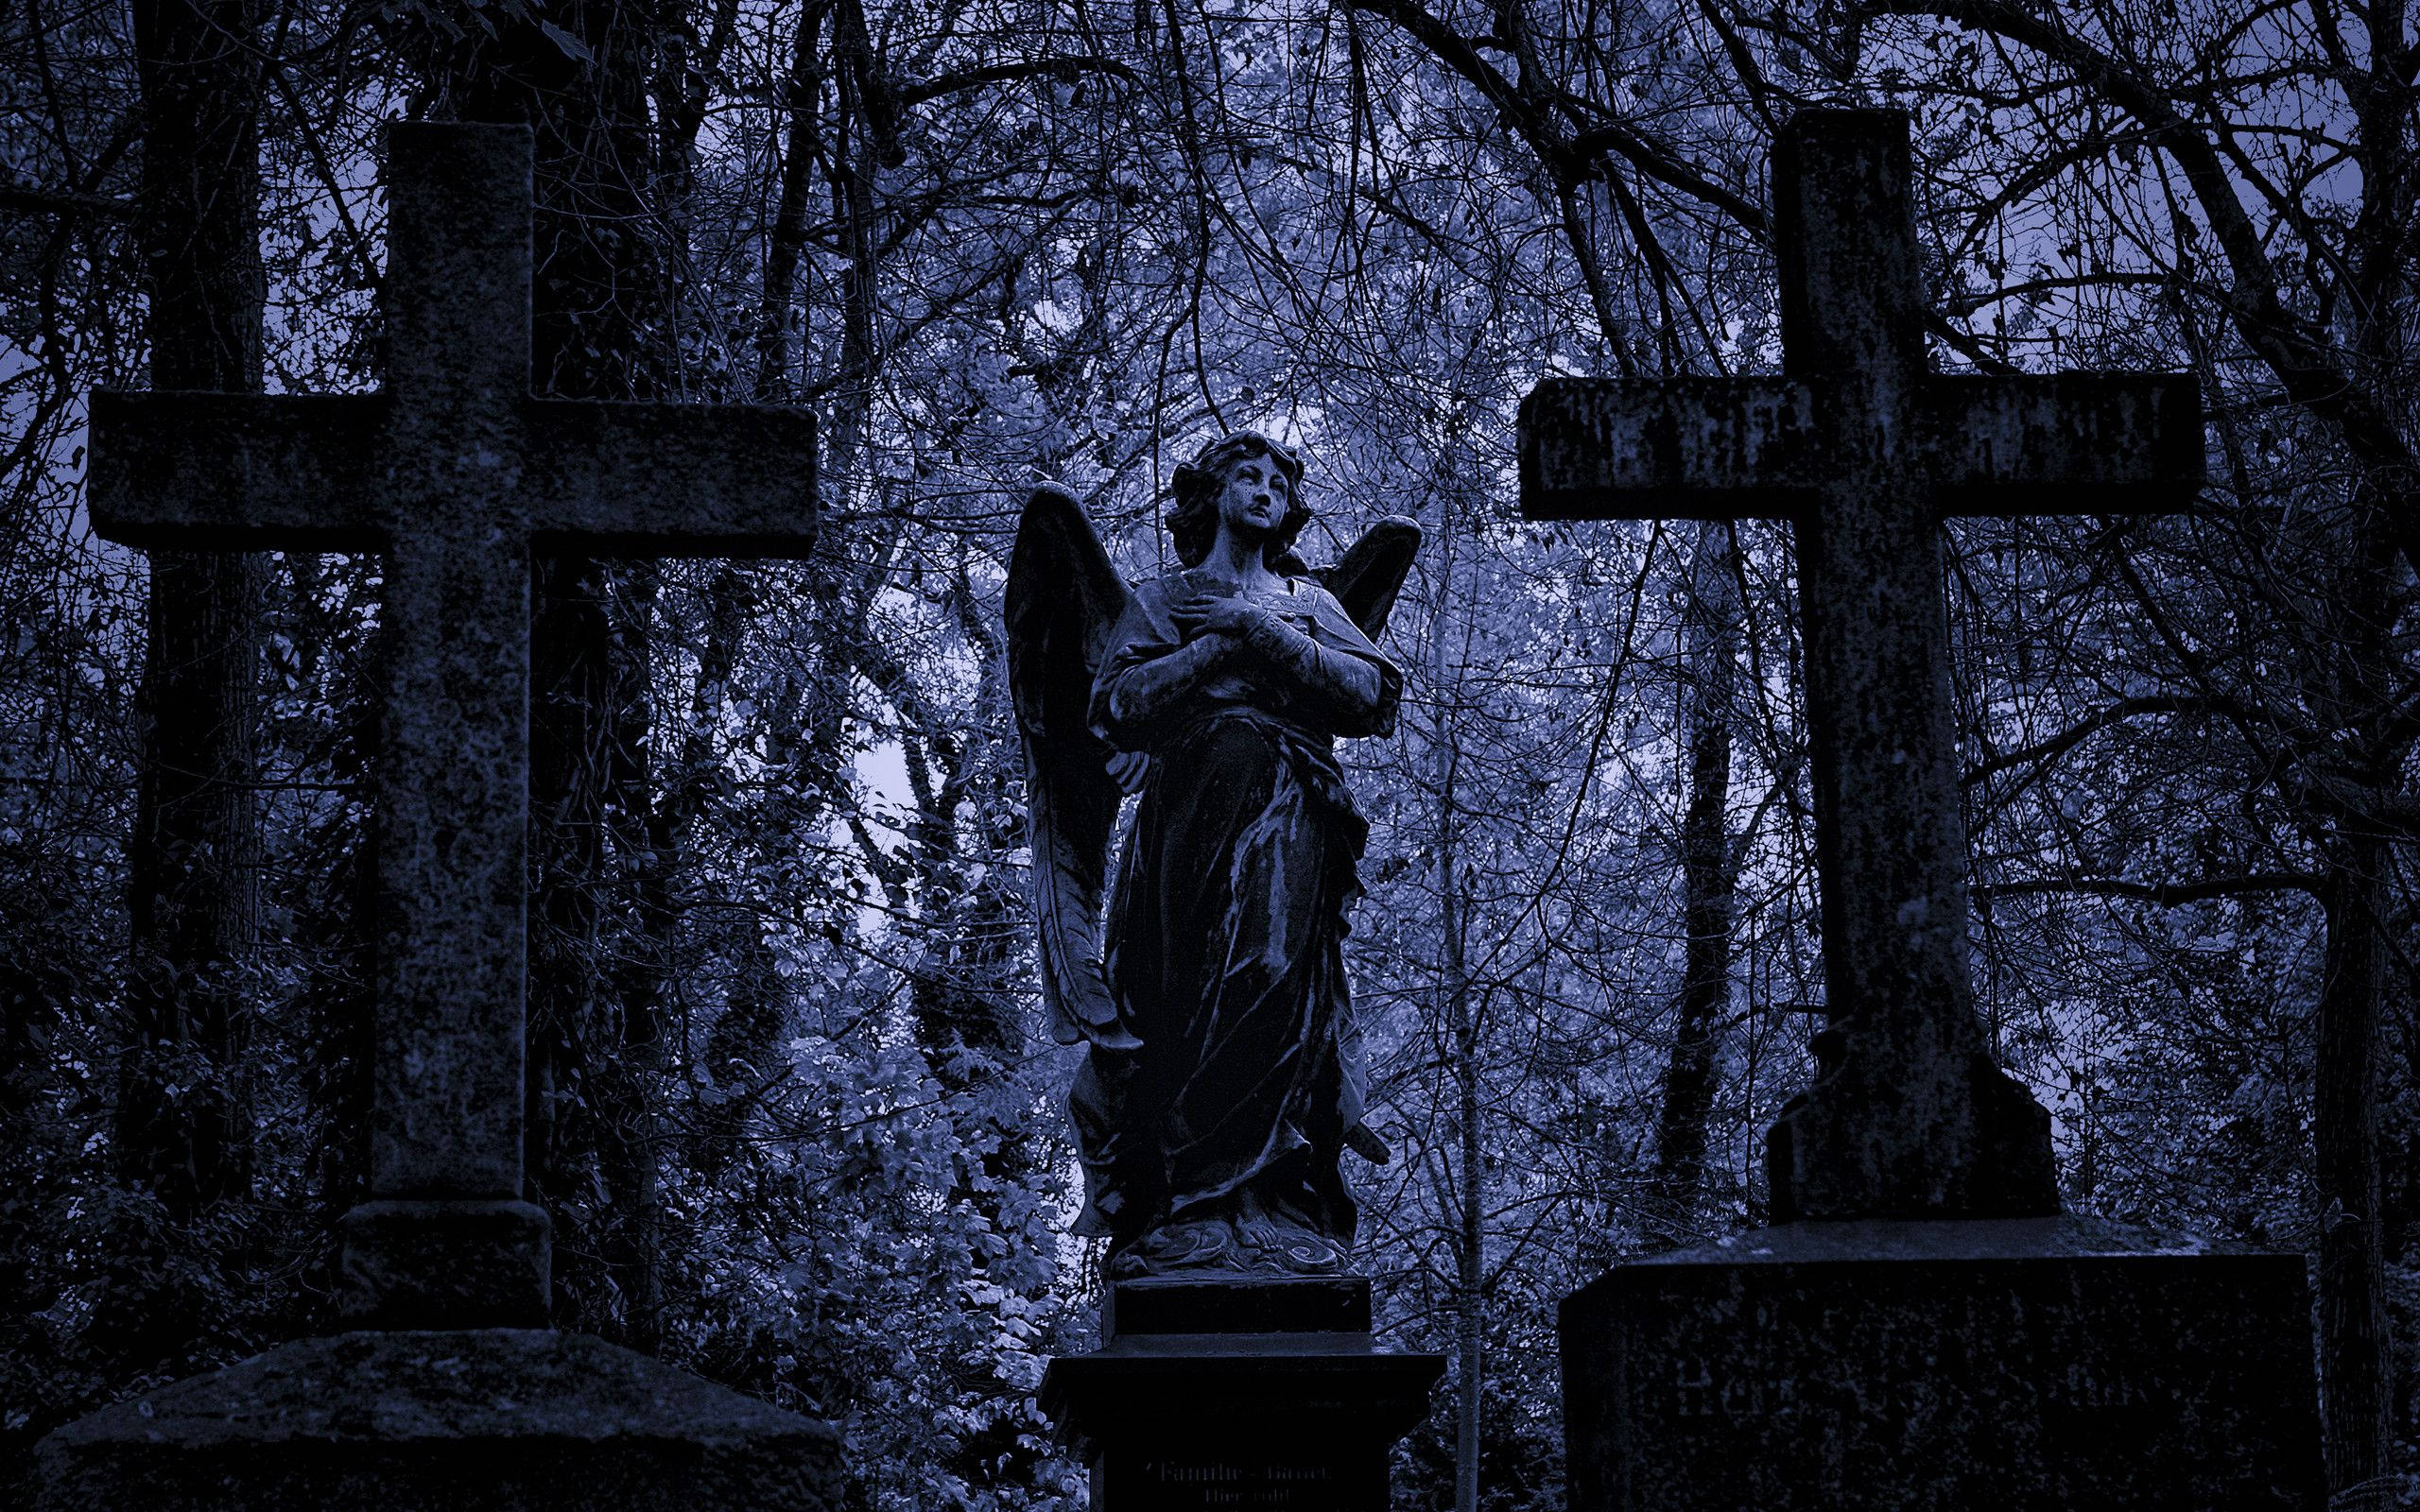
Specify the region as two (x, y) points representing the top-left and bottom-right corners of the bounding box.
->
(0, 181), (136, 220)
(1343, 0), (1568, 176)
(1861, 0), (2420, 576)
(1962, 694), (2231, 787)
(1566, 118), (1768, 232)
(1974, 871), (2323, 905)
(895, 55), (1137, 108)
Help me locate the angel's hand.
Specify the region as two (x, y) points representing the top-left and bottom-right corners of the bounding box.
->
(1171, 593), (1273, 646)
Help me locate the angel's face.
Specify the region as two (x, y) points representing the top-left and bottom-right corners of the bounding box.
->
(1217, 454), (1290, 539)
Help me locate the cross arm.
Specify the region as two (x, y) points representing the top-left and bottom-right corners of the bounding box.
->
(1925, 374), (2203, 516)
(523, 401), (819, 557)
(1520, 377), (1817, 521)
(1519, 371), (2204, 523)
(87, 391), (385, 550)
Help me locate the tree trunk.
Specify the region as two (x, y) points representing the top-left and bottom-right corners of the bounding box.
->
(827, 0), (884, 488)
(604, 563), (666, 1352)
(118, 0), (267, 1218)
(2316, 17), (2408, 1488)
(300, 594), (381, 1271)
(1450, 837), (1479, 1512)
(525, 552), (617, 1328)
(755, 2), (828, 400)
(1425, 505), (1480, 1512)
(1647, 522), (1741, 1244)
(2317, 829), (2393, 1493)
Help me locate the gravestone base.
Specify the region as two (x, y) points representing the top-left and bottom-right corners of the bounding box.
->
(1560, 1216), (2324, 1511)
(337, 1198), (551, 1328)
(1043, 1277), (1443, 1511)
(31, 1328), (841, 1511)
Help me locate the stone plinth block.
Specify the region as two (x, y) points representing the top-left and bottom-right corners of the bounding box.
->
(337, 1198), (550, 1328)
(32, 1329), (841, 1512)
(1559, 1217), (2323, 1511)
(1044, 1278), (1443, 1511)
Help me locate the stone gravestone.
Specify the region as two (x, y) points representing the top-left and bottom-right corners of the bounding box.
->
(35, 123), (841, 1510)
(1525, 109), (2325, 1509)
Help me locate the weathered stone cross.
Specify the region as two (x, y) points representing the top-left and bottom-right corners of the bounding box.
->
(90, 123), (818, 1325)
(1522, 109), (2203, 1220)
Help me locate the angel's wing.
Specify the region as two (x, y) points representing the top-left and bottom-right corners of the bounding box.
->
(1314, 514), (1423, 640)
(1005, 486), (1142, 1050)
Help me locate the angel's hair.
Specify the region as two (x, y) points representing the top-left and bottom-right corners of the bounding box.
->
(1167, 431), (1311, 568)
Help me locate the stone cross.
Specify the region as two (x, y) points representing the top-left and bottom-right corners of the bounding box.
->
(89, 122), (818, 1326)
(1521, 109), (2202, 1221)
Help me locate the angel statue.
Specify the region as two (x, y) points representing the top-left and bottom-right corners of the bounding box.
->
(1006, 432), (1420, 1280)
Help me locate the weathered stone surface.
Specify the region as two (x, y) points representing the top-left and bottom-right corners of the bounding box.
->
(1008, 440), (1420, 1281)
(1520, 108), (2209, 1222)
(1519, 373), (2202, 522)
(1919, 373), (2203, 514)
(1758, 112), (2067, 1224)
(335, 1199), (550, 1330)
(1045, 1277), (1443, 1511)
(83, 120), (818, 1329)
(1560, 1217), (2324, 1511)
(1105, 1275), (1373, 1337)
(89, 393), (823, 553)
(1519, 376), (1823, 516)
(31, 1330), (842, 1512)
(52, 117), (844, 1507)
(1527, 108), (2321, 1510)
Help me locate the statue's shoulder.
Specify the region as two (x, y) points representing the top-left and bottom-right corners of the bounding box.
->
(1285, 575), (1359, 627)
(1131, 570), (1191, 606)
(1285, 574), (1346, 610)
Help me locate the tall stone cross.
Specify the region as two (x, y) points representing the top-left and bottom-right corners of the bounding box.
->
(89, 123), (819, 1326)
(1522, 109), (2203, 1221)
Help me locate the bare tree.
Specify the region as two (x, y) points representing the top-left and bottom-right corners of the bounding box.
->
(1647, 520), (1743, 1243)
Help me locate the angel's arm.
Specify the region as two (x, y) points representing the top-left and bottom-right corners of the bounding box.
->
(1232, 610), (1391, 731)
(1099, 637), (1231, 731)
(1091, 590), (1235, 747)
(1191, 589), (1399, 737)
(1256, 514), (1420, 736)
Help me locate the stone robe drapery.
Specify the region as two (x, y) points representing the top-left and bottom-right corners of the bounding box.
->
(1072, 570), (1402, 1271)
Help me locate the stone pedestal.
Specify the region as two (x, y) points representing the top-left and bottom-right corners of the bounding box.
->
(32, 1330), (842, 1511)
(1043, 1277), (1443, 1511)
(336, 1199), (552, 1328)
(1559, 1217), (2324, 1511)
